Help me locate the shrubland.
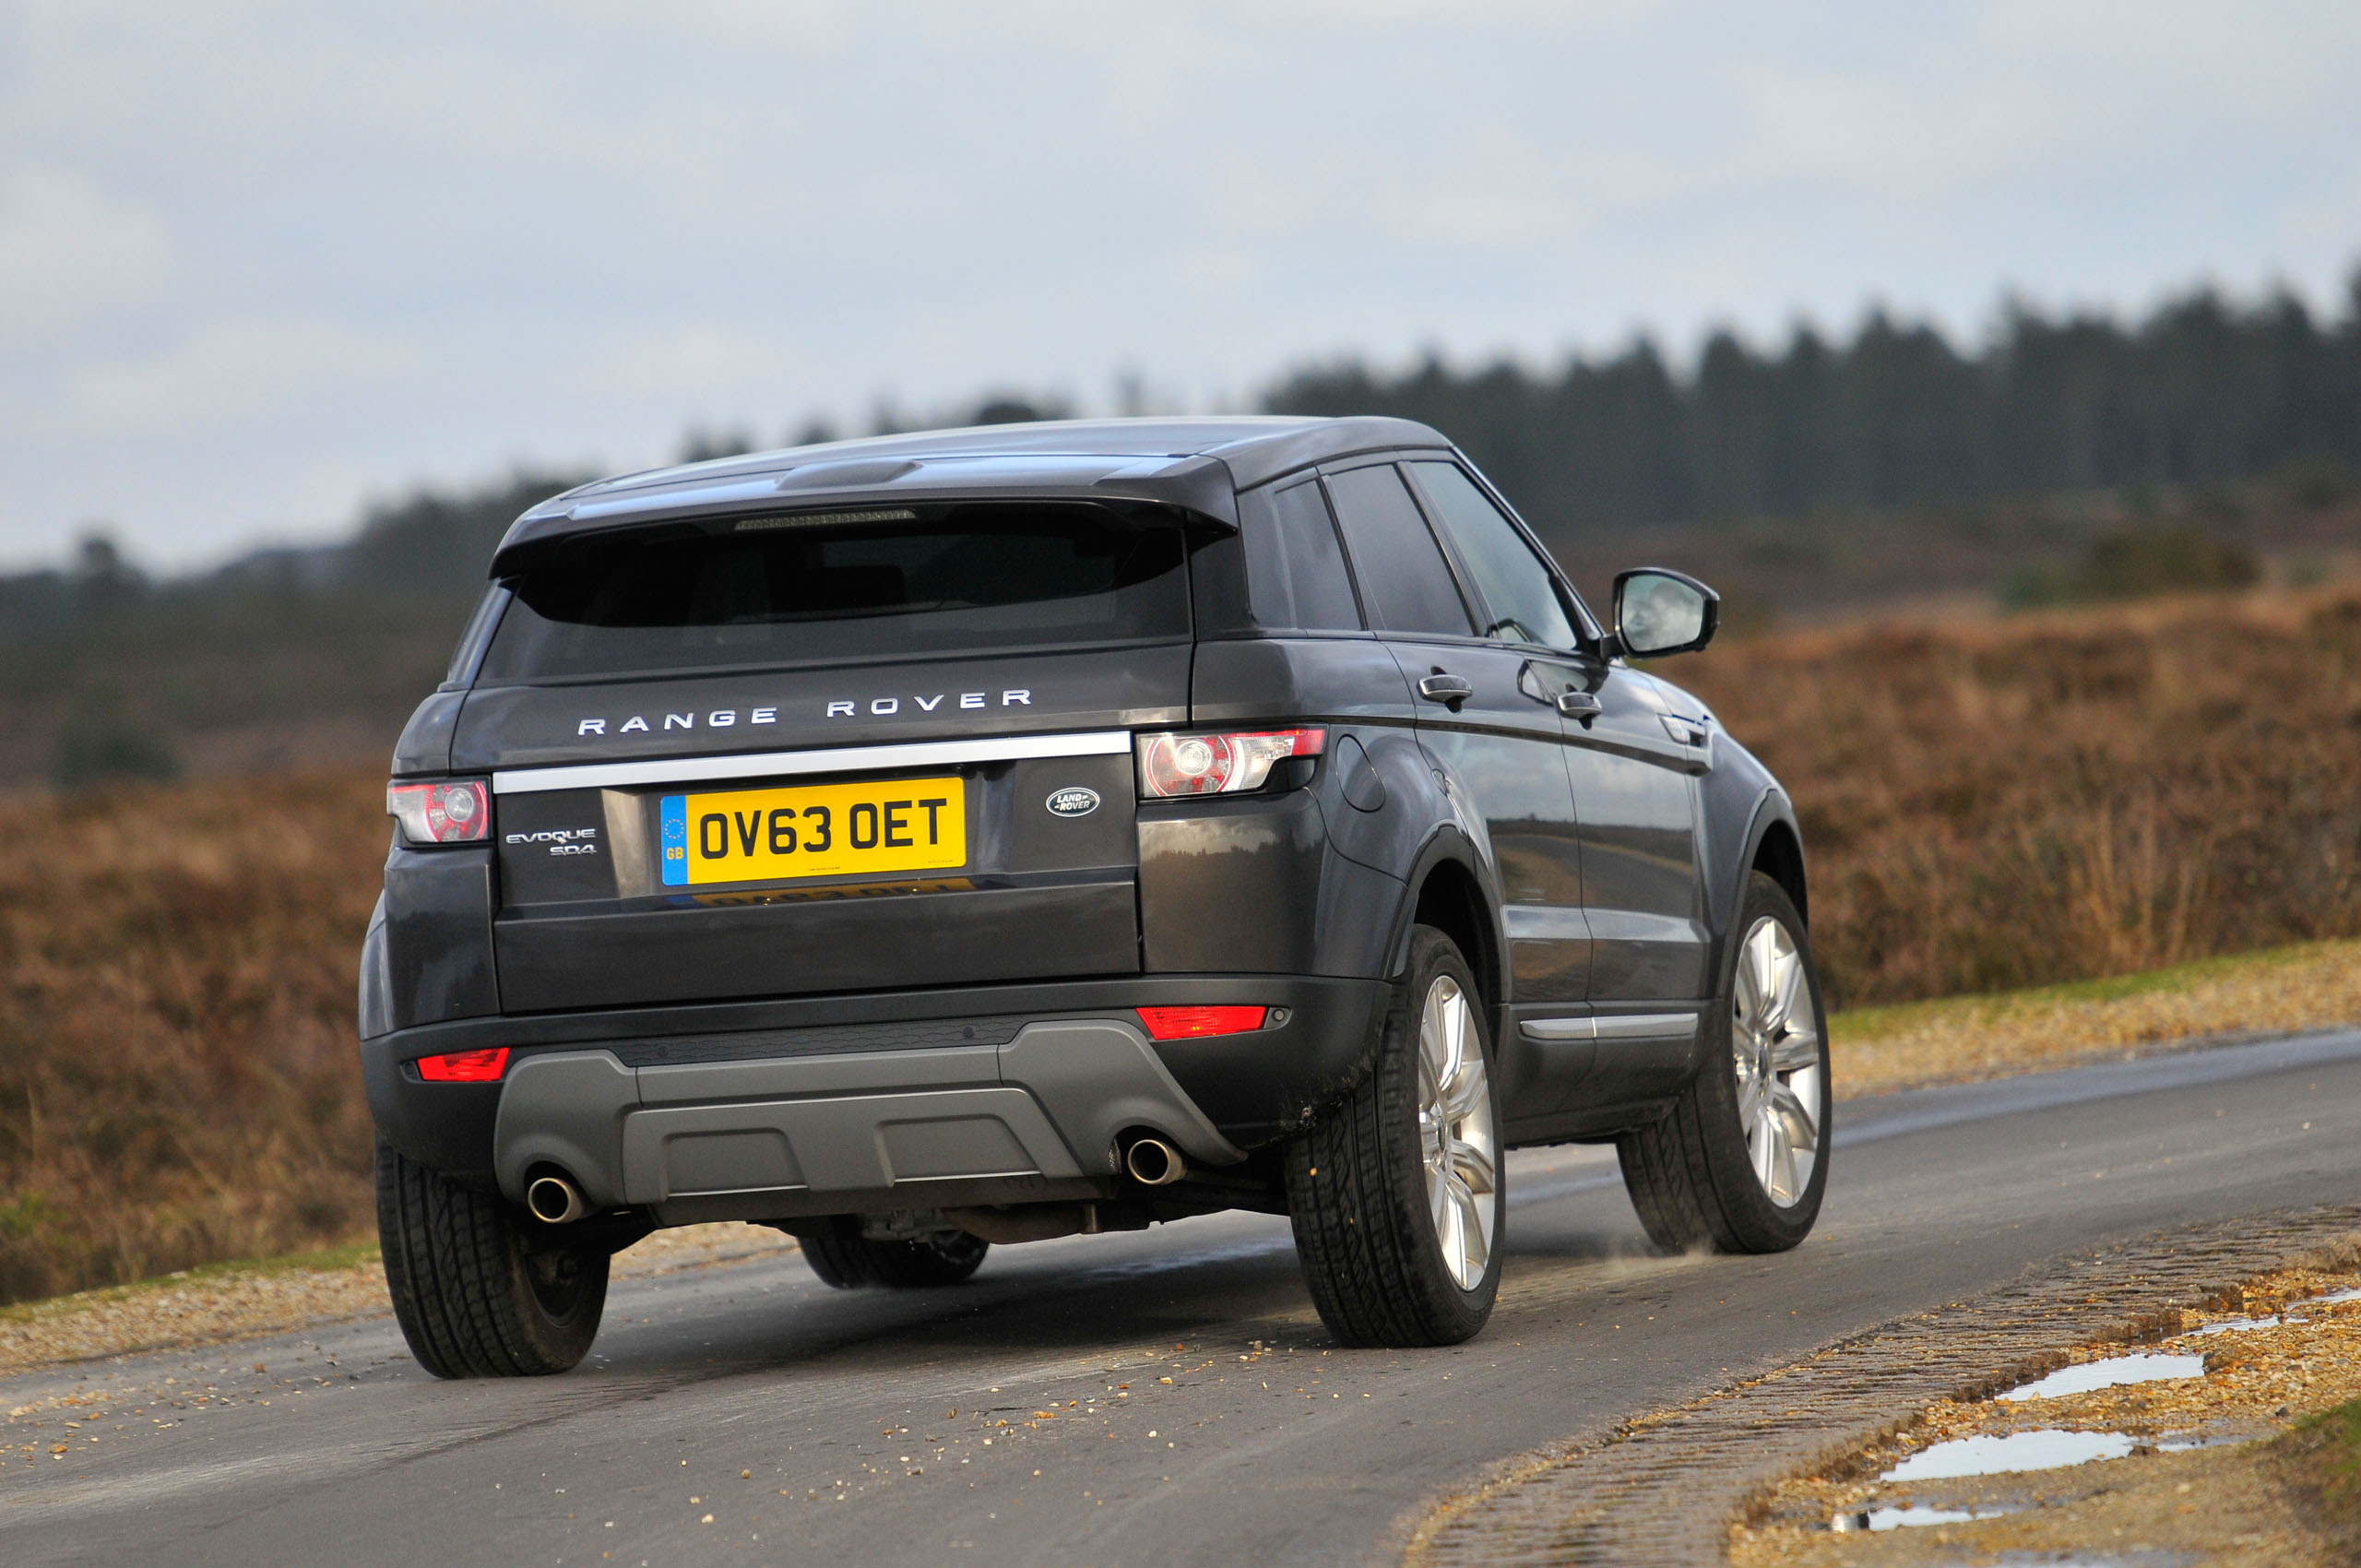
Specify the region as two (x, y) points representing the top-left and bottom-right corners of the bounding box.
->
(0, 772), (383, 1301)
(1679, 587), (2361, 1004)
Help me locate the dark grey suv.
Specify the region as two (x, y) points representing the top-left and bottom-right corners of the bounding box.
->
(362, 416), (1828, 1375)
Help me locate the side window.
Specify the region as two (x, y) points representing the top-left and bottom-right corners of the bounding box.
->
(1323, 464), (1473, 638)
(1406, 462), (1580, 650)
(1240, 478), (1365, 632)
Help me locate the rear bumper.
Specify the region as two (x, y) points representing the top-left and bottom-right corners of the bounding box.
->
(361, 974), (1386, 1206)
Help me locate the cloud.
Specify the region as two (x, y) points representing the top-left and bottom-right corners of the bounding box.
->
(0, 167), (169, 342)
(53, 316), (429, 434)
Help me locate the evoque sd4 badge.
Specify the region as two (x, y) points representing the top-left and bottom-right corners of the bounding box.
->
(1045, 786), (1100, 818)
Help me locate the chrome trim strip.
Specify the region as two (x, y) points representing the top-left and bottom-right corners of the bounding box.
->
(1519, 1017), (1596, 1042)
(1593, 1012), (1699, 1042)
(492, 730), (1135, 796)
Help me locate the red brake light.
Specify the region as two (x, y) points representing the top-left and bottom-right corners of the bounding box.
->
(1137, 729), (1324, 798)
(1135, 1005), (1268, 1040)
(387, 779), (490, 845)
(414, 1048), (509, 1083)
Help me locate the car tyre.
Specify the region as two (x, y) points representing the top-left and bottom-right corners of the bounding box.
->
(801, 1219), (989, 1289)
(374, 1139), (607, 1377)
(1285, 926), (1503, 1347)
(1617, 872), (1831, 1253)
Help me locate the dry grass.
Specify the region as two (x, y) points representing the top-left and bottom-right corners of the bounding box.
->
(1682, 586), (2361, 1006)
(0, 769), (386, 1304)
(1832, 936), (2361, 1098)
(2, 587), (2359, 1305)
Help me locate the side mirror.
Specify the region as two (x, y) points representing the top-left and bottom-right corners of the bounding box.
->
(1610, 568), (1719, 659)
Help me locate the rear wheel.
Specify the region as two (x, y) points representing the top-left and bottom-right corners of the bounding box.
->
(1617, 873), (1830, 1253)
(801, 1220), (990, 1289)
(1285, 926), (1502, 1347)
(374, 1140), (607, 1377)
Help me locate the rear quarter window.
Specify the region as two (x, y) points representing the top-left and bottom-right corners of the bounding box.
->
(1238, 477), (1365, 633)
(478, 503), (1191, 681)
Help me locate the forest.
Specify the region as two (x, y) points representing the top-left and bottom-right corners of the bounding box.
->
(1269, 271), (2361, 534)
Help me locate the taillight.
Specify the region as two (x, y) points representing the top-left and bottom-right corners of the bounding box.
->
(1136, 1005), (1268, 1040)
(387, 779), (490, 845)
(1136, 728), (1324, 798)
(413, 1048), (509, 1082)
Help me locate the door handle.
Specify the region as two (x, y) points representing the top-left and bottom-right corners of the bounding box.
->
(1556, 690), (1603, 725)
(1417, 673), (1474, 709)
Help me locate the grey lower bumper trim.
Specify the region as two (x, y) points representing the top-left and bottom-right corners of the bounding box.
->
(492, 1018), (1244, 1212)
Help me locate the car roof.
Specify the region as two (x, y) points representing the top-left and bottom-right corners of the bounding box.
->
(491, 415), (1451, 576)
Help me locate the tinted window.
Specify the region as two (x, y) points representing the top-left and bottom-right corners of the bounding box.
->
(1240, 479), (1364, 632)
(1406, 462), (1579, 650)
(480, 505), (1189, 681)
(446, 586), (511, 684)
(1323, 465), (1472, 638)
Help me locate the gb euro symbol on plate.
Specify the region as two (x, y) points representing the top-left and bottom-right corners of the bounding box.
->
(660, 776), (967, 886)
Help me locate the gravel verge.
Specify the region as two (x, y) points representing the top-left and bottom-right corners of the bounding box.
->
(1731, 1240), (2361, 1565)
(1398, 1206), (2361, 1568)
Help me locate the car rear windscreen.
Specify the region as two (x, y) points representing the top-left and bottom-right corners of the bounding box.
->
(478, 504), (1191, 681)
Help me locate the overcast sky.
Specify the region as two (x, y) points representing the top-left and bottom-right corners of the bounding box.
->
(5, 1), (2358, 572)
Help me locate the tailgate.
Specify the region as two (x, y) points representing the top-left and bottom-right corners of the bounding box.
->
(452, 497), (1197, 1012)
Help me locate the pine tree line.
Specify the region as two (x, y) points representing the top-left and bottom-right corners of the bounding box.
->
(1264, 271), (2361, 530)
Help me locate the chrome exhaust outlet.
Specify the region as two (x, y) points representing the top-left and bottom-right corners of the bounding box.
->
(526, 1174), (587, 1225)
(1122, 1136), (1186, 1187)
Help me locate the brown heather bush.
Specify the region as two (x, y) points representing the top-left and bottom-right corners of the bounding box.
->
(3, 588), (2360, 1301)
(0, 769), (386, 1303)
(1679, 586), (2361, 1006)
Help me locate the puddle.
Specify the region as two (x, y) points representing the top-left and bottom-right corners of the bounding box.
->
(2179, 1282), (2361, 1336)
(2183, 1314), (2282, 1336)
(1999, 1353), (2205, 1401)
(1883, 1429), (2136, 1480)
(1831, 1503), (2013, 1532)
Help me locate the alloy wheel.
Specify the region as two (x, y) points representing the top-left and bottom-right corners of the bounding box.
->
(1416, 975), (1499, 1289)
(1730, 915), (1823, 1206)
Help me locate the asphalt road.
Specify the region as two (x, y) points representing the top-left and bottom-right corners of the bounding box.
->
(6, 1029), (2360, 1568)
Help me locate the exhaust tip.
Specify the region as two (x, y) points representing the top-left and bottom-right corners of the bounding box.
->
(527, 1174), (587, 1225)
(1122, 1136), (1185, 1187)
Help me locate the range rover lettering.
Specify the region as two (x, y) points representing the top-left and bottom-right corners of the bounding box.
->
(361, 417), (1828, 1376)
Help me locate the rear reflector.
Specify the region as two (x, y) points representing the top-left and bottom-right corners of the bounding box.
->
(414, 1048), (509, 1083)
(387, 779), (491, 845)
(1135, 1005), (1268, 1040)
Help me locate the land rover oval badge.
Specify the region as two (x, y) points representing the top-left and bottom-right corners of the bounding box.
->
(1046, 786), (1101, 818)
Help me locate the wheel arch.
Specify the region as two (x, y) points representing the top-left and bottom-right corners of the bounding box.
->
(1700, 788), (1809, 999)
(1383, 827), (1507, 1016)
(1748, 809), (1809, 928)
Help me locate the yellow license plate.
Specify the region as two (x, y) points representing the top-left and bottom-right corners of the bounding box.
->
(659, 777), (966, 886)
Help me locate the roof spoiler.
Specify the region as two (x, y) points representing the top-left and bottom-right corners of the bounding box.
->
(487, 454), (1239, 578)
